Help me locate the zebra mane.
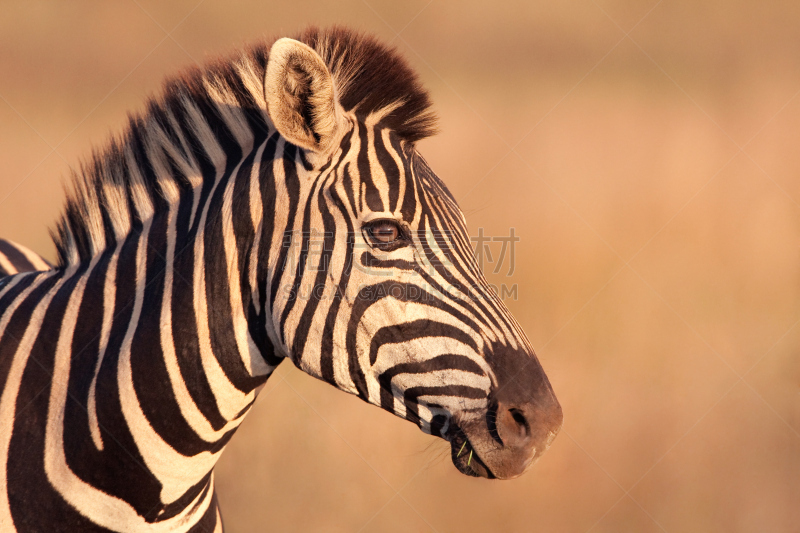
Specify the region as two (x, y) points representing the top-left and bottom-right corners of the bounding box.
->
(51, 26), (437, 266)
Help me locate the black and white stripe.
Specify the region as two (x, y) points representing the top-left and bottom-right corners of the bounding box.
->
(0, 27), (561, 532)
(0, 239), (51, 277)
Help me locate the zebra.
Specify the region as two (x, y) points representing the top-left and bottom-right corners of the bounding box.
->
(0, 26), (562, 532)
(0, 239), (52, 278)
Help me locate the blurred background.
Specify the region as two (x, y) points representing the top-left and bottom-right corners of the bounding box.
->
(1, 1), (799, 531)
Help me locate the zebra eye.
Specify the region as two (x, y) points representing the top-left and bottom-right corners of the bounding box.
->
(365, 220), (402, 246)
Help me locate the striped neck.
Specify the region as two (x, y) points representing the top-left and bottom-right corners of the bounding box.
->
(54, 128), (291, 520)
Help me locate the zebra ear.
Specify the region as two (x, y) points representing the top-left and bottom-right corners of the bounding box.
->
(265, 38), (341, 154)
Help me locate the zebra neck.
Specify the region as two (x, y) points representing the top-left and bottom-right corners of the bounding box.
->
(71, 135), (297, 513)
(11, 132), (315, 520)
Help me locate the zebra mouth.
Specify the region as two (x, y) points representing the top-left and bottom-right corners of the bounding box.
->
(449, 434), (494, 479)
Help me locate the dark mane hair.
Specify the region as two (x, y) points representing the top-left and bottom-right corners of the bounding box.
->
(295, 26), (437, 142)
(51, 26), (437, 266)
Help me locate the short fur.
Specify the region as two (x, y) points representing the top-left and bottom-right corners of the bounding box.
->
(1, 28), (561, 530)
(52, 26), (437, 267)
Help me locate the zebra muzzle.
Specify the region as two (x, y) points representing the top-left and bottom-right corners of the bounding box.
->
(449, 395), (563, 480)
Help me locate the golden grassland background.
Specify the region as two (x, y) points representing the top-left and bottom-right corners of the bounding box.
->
(1, 1), (799, 531)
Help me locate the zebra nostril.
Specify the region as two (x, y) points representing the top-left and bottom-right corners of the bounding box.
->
(509, 409), (530, 433)
(509, 408), (530, 437)
(496, 402), (532, 447)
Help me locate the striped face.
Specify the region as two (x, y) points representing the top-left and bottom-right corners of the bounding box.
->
(266, 38), (562, 479)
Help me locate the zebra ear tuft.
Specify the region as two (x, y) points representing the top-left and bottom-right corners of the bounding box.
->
(266, 38), (341, 154)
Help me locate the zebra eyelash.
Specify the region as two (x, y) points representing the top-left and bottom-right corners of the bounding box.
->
(361, 219), (411, 252)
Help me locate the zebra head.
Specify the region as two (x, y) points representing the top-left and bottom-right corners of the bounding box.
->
(263, 30), (562, 479)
